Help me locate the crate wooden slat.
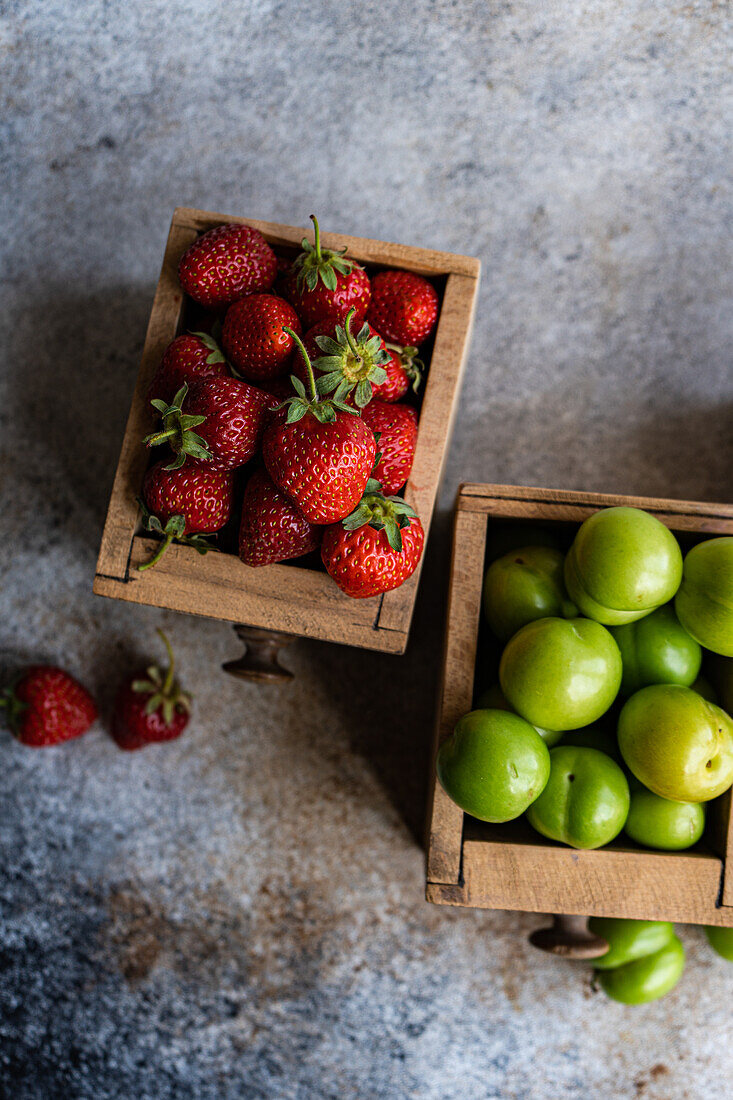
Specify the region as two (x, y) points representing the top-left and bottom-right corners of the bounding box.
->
(426, 482), (733, 926)
(94, 209), (480, 653)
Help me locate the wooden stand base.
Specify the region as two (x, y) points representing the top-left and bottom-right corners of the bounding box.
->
(222, 626), (296, 684)
(529, 914), (609, 960)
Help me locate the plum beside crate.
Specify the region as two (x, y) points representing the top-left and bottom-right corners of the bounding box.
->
(426, 483), (733, 928)
(93, 208), (480, 660)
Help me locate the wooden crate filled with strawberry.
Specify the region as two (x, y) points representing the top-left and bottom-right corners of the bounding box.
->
(139, 216), (438, 600)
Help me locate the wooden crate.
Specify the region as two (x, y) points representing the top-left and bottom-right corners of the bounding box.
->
(426, 483), (733, 926)
(93, 208), (480, 654)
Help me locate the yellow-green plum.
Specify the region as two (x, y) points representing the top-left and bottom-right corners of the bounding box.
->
(525, 746), (629, 849)
(610, 604), (701, 695)
(589, 918), (684, 1004)
(499, 617), (622, 731)
(624, 785), (705, 850)
(618, 684), (733, 802)
(475, 684), (563, 747)
(590, 918), (676, 970)
(675, 538), (733, 657)
(564, 507), (683, 626)
(437, 709), (550, 823)
(482, 546), (575, 641)
(704, 925), (733, 961)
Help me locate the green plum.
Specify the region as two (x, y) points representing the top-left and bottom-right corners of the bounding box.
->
(525, 745), (629, 849)
(589, 918), (676, 970)
(704, 925), (733, 961)
(588, 918), (685, 1004)
(624, 786), (705, 850)
(618, 684), (733, 802)
(675, 537), (733, 657)
(610, 604), (701, 695)
(564, 507), (683, 626)
(499, 617), (622, 731)
(482, 546), (576, 641)
(475, 684), (563, 747)
(437, 709), (550, 823)
(485, 523), (560, 562)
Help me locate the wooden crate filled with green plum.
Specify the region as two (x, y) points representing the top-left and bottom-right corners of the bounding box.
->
(427, 483), (733, 928)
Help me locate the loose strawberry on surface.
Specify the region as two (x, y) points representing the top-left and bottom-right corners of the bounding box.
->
(283, 215), (371, 329)
(321, 481), (425, 598)
(262, 329), (377, 524)
(144, 378), (272, 472)
(178, 223), (277, 310)
(239, 468), (321, 567)
(139, 458), (233, 570)
(148, 333), (229, 405)
(361, 400), (418, 495)
(112, 631), (191, 751)
(222, 294), (302, 381)
(1, 666), (97, 747)
(367, 269), (439, 346)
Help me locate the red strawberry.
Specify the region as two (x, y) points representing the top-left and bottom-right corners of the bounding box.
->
(361, 401), (418, 495)
(321, 484), (425, 598)
(145, 379), (271, 472)
(178, 223), (277, 310)
(239, 469), (321, 566)
(139, 458), (233, 570)
(373, 344), (424, 402)
(222, 294), (302, 381)
(148, 332), (229, 405)
(367, 270), (439, 346)
(112, 631), (190, 751)
(295, 308), (391, 409)
(283, 215), (371, 329)
(1, 667), (97, 747)
(262, 330), (377, 524)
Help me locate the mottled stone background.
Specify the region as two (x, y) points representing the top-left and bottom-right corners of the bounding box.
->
(1, 1), (732, 1097)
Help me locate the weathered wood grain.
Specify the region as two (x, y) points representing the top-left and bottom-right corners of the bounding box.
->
(425, 506), (487, 884)
(171, 207), (482, 277)
(377, 272), (480, 634)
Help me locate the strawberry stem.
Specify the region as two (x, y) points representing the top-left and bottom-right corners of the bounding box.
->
(342, 308), (362, 363)
(137, 532), (174, 571)
(145, 428), (177, 448)
(285, 327), (319, 403)
(310, 214), (322, 261)
(158, 629), (176, 694)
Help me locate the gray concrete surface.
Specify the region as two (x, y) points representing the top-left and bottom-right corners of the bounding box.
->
(1, 1), (732, 1096)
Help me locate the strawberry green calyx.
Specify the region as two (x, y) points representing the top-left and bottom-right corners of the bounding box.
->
(189, 330), (227, 365)
(137, 500), (214, 571)
(132, 629), (192, 726)
(341, 479), (418, 553)
(280, 327), (358, 425)
(0, 684), (28, 734)
(293, 214), (356, 293)
(143, 383), (212, 470)
(313, 308), (391, 408)
(385, 342), (424, 393)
